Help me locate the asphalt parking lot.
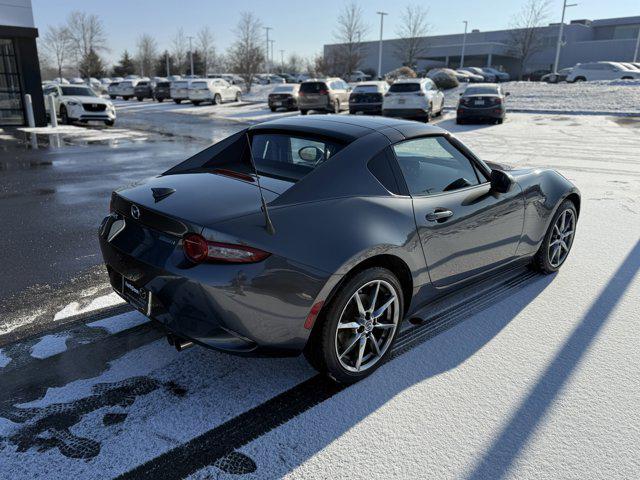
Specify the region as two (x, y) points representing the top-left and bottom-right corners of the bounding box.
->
(1, 111), (639, 479)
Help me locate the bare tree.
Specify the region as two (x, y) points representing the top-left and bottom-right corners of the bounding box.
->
(286, 53), (303, 73)
(42, 25), (71, 79)
(228, 12), (264, 91)
(508, 0), (550, 79)
(65, 11), (107, 71)
(394, 4), (430, 70)
(333, 2), (368, 76)
(197, 27), (216, 76)
(171, 28), (188, 74)
(136, 34), (158, 77)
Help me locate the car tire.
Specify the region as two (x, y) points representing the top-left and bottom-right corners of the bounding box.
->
(213, 94), (222, 105)
(531, 199), (577, 274)
(497, 118), (504, 124)
(270, 106), (276, 112)
(192, 101), (201, 106)
(456, 118), (464, 125)
(157, 98), (164, 103)
(60, 105), (70, 125)
(136, 97), (143, 102)
(425, 105), (432, 123)
(122, 97), (128, 101)
(105, 120), (115, 127)
(235, 92), (242, 102)
(333, 100), (340, 114)
(307, 267), (403, 384)
(109, 95), (116, 100)
(174, 99), (182, 104)
(574, 77), (586, 82)
(300, 109), (308, 115)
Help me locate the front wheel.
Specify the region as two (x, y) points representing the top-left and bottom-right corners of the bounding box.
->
(531, 200), (577, 274)
(109, 95), (116, 100)
(333, 100), (340, 114)
(60, 106), (70, 125)
(174, 99), (182, 104)
(235, 92), (242, 102)
(213, 94), (222, 105)
(105, 119), (115, 127)
(192, 101), (201, 106)
(300, 109), (308, 115)
(306, 267), (403, 384)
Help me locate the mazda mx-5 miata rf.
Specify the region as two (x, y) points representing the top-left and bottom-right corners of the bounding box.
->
(99, 115), (580, 383)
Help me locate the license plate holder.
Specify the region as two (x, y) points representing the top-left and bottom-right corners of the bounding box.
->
(475, 99), (485, 106)
(121, 276), (151, 315)
(398, 98), (406, 104)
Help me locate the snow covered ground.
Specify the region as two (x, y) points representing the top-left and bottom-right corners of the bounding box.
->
(445, 79), (640, 114)
(0, 113), (638, 479)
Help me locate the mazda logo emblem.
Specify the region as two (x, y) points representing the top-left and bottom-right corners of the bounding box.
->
(131, 204), (140, 220)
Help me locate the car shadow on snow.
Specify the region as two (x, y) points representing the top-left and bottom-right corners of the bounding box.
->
(437, 116), (504, 133)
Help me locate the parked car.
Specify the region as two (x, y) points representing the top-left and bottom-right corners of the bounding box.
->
(118, 78), (148, 100)
(99, 115), (580, 383)
(268, 84), (300, 111)
(170, 80), (191, 104)
(456, 83), (509, 125)
(277, 73), (298, 83)
(134, 79), (157, 101)
(346, 70), (371, 82)
(566, 62), (640, 82)
(107, 82), (121, 99)
(153, 81), (171, 102)
(456, 69), (484, 82)
(523, 69), (551, 81)
(69, 77), (84, 85)
(617, 62), (640, 71)
(86, 78), (107, 94)
(348, 81), (389, 115)
(541, 68), (573, 83)
(382, 78), (444, 122)
(460, 67), (496, 82)
(43, 83), (116, 126)
(52, 77), (70, 84)
(298, 78), (351, 114)
(188, 78), (242, 105)
(482, 67), (510, 82)
(255, 74), (285, 85)
(294, 73), (310, 83)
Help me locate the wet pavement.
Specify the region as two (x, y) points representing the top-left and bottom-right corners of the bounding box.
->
(0, 125), (241, 337)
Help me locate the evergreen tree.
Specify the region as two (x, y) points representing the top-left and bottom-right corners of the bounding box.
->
(79, 48), (106, 78)
(154, 51), (175, 77)
(112, 50), (136, 77)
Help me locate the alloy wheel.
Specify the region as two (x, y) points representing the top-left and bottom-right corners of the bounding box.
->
(334, 279), (400, 373)
(548, 209), (575, 267)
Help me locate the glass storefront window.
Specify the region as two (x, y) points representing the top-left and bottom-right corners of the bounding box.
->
(0, 39), (23, 125)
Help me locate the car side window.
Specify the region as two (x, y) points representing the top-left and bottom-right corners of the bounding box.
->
(392, 136), (481, 196)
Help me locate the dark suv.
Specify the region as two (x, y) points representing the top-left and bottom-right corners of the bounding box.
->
(134, 80), (156, 101)
(298, 78), (350, 115)
(153, 81), (171, 102)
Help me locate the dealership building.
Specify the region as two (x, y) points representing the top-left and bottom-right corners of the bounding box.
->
(0, 0), (45, 126)
(324, 15), (640, 78)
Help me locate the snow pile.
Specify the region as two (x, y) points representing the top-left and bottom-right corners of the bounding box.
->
(445, 79), (640, 114)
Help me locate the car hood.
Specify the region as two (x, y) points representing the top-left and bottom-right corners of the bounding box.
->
(63, 95), (109, 104)
(115, 172), (294, 227)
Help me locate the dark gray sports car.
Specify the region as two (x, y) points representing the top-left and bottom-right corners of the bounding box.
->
(99, 115), (580, 383)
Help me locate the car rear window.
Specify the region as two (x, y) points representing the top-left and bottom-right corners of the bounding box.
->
(300, 82), (327, 93)
(464, 86), (499, 95)
(353, 85), (380, 93)
(137, 81), (149, 86)
(389, 83), (420, 92)
(191, 81), (208, 88)
(120, 81), (132, 87)
(273, 85), (297, 93)
(173, 81), (188, 88)
(157, 82), (170, 87)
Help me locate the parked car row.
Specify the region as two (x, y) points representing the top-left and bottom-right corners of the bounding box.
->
(267, 77), (446, 123)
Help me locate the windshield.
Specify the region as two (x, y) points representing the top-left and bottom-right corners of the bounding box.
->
(389, 83), (420, 93)
(60, 86), (96, 97)
(464, 86), (499, 95)
(300, 82), (327, 93)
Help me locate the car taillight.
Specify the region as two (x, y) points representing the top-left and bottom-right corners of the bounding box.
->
(318, 90), (328, 95)
(183, 233), (270, 264)
(494, 97), (502, 105)
(459, 98), (468, 106)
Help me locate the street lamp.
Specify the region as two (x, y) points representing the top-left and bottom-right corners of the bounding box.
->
(460, 21), (468, 68)
(187, 35), (194, 76)
(263, 27), (272, 74)
(553, 0), (578, 74)
(376, 11), (388, 79)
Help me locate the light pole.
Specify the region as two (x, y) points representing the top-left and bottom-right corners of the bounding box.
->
(187, 35), (194, 76)
(280, 49), (285, 72)
(553, 0), (578, 74)
(634, 24), (640, 62)
(376, 11), (388, 79)
(460, 21), (468, 68)
(269, 39), (275, 72)
(165, 51), (170, 77)
(263, 27), (272, 74)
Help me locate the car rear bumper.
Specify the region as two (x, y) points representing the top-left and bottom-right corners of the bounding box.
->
(457, 105), (505, 120)
(268, 97), (297, 109)
(298, 97), (331, 110)
(350, 103), (382, 114)
(382, 108), (429, 119)
(98, 214), (334, 356)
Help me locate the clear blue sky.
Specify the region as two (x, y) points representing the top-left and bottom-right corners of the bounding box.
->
(32, 0), (639, 66)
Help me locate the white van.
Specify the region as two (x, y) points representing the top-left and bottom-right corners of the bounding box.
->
(187, 79), (242, 106)
(566, 62), (640, 82)
(382, 78), (445, 122)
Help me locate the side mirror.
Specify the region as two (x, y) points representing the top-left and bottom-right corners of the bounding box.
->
(298, 146), (324, 163)
(505, 92), (511, 96)
(459, 92), (463, 96)
(490, 169), (514, 193)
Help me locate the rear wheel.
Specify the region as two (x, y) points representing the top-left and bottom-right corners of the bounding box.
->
(157, 97), (164, 103)
(174, 99), (182, 104)
(121, 96), (129, 101)
(300, 109), (308, 115)
(333, 100), (340, 114)
(531, 200), (577, 274)
(235, 92), (242, 102)
(109, 95), (116, 100)
(192, 101), (201, 106)
(137, 97), (143, 102)
(270, 106), (276, 112)
(306, 267), (403, 384)
(213, 94), (222, 105)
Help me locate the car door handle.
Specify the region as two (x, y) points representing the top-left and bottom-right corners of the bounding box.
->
(426, 209), (454, 222)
